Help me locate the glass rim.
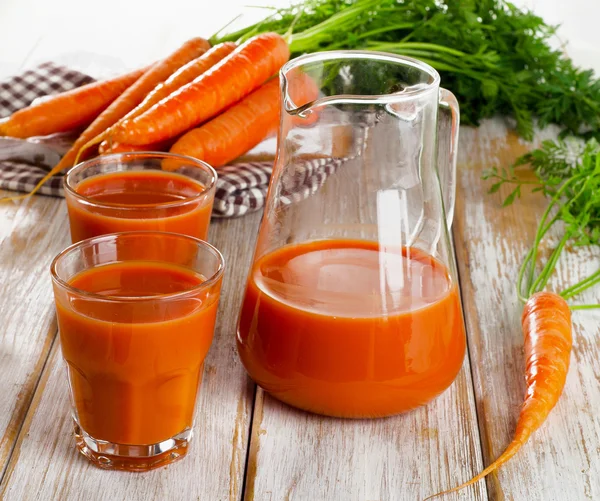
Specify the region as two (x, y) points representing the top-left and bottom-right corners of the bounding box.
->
(281, 50), (441, 113)
(63, 151), (218, 212)
(50, 230), (225, 303)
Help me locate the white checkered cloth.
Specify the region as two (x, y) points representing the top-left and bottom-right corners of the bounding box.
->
(0, 62), (93, 114)
(0, 62), (348, 218)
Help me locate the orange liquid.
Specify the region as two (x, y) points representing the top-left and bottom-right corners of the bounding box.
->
(237, 239), (466, 418)
(66, 170), (213, 243)
(54, 261), (220, 445)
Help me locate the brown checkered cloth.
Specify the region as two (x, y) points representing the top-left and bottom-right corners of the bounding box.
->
(0, 62), (347, 218)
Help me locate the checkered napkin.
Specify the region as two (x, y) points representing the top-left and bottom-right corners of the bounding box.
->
(0, 62), (344, 218)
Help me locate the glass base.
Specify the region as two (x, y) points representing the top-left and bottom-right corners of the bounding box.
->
(73, 419), (192, 472)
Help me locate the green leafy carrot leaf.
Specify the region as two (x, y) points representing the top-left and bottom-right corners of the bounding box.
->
(502, 186), (521, 207)
(481, 168), (497, 181)
(482, 79), (499, 99)
(489, 137), (600, 301)
(488, 182), (502, 194)
(214, 0), (600, 140)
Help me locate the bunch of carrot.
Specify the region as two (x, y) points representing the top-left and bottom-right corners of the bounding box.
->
(0, 32), (310, 199)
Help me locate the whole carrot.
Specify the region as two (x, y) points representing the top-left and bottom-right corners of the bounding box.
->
(427, 291), (572, 499)
(166, 78), (280, 168)
(93, 43), (235, 157)
(65, 37), (210, 165)
(0, 66), (147, 138)
(126, 42), (236, 120)
(112, 32), (290, 145)
(65, 38), (208, 163)
(3, 37), (210, 201)
(77, 42), (232, 163)
(166, 73), (319, 168)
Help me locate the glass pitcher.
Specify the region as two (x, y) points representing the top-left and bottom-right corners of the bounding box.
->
(237, 51), (466, 418)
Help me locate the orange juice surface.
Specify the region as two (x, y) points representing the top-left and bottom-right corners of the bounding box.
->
(237, 239), (466, 418)
(55, 261), (219, 445)
(66, 170), (213, 243)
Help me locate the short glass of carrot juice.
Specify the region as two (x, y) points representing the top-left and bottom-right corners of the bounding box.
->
(50, 231), (224, 471)
(63, 152), (217, 243)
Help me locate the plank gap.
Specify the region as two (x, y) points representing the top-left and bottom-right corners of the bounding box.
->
(452, 240), (491, 501)
(241, 387), (262, 501)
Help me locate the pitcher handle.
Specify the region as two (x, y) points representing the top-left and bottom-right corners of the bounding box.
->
(438, 88), (460, 228)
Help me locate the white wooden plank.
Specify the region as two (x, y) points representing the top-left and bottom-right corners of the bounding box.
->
(454, 120), (600, 500)
(0, 195), (71, 477)
(244, 368), (485, 501)
(0, 213), (262, 501)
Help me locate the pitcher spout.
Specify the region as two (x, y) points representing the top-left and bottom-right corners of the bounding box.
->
(280, 49), (440, 118)
(280, 68), (322, 118)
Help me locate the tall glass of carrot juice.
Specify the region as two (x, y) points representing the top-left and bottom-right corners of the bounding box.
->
(237, 51), (465, 418)
(51, 231), (224, 471)
(64, 152), (216, 243)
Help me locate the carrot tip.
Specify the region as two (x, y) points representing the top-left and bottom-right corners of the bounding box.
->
(0, 192), (33, 203)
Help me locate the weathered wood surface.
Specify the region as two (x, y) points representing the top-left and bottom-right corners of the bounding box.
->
(0, 212), (262, 500)
(0, 195), (70, 478)
(245, 370), (486, 501)
(0, 123), (598, 501)
(455, 122), (600, 501)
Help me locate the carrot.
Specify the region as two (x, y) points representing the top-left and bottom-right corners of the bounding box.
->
(166, 79), (280, 168)
(99, 139), (171, 154)
(67, 37), (211, 164)
(0, 66), (147, 138)
(94, 43), (236, 157)
(79, 42), (232, 163)
(2, 37), (210, 202)
(112, 32), (290, 146)
(126, 42), (236, 120)
(166, 72), (319, 168)
(426, 291), (572, 500)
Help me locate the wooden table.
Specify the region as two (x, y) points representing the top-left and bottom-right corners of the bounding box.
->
(2, 2), (600, 493)
(0, 117), (599, 501)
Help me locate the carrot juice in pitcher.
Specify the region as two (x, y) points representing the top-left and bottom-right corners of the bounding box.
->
(237, 239), (466, 418)
(237, 51), (465, 417)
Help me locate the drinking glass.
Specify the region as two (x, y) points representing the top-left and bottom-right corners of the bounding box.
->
(51, 231), (224, 470)
(64, 152), (216, 243)
(237, 50), (465, 418)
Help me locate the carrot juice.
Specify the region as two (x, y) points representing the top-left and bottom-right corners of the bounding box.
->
(51, 232), (224, 470)
(237, 239), (466, 418)
(55, 262), (219, 447)
(64, 153), (217, 243)
(65, 170), (213, 243)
